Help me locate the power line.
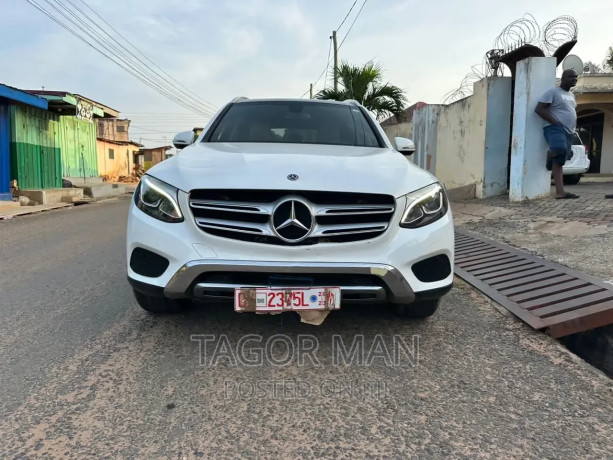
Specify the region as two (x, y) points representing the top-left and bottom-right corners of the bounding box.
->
(38, 0), (213, 117)
(300, 38), (332, 98)
(125, 119), (206, 122)
(75, 0), (218, 113)
(336, 0), (358, 32)
(54, 0), (216, 117)
(313, 39), (333, 89)
(122, 113), (208, 116)
(123, 122), (205, 125)
(61, 0), (217, 116)
(300, 0), (366, 97)
(137, 137), (173, 142)
(130, 127), (186, 133)
(339, 0), (369, 49)
(123, 116), (207, 120)
(123, 112), (205, 114)
(25, 0), (216, 117)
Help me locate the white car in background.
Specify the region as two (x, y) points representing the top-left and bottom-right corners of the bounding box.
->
(126, 98), (454, 320)
(562, 131), (590, 185)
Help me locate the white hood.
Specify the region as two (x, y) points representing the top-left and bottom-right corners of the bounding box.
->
(147, 142), (438, 198)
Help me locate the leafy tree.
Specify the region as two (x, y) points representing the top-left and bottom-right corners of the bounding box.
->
(583, 61), (602, 74)
(315, 61), (407, 120)
(604, 46), (613, 72)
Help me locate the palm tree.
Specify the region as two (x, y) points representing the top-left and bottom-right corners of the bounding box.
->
(315, 61), (408, 120)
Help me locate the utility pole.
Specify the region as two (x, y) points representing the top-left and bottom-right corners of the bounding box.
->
(332, 30), (338, 91)
(309, 83), (313, 99)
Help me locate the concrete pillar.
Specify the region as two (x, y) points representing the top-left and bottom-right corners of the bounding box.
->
(482, 77), (512, 198)
(509, 57), (556, 201)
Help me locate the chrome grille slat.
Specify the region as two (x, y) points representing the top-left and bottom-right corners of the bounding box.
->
(317, 205), (395, 215)
(189, 190), (395, 245)
(195, 218), (273, 235)
(190, 200), (273, 214)
(313, 223), (389, 237)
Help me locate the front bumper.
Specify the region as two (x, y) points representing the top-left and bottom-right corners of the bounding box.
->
(563, 157), (590, 175)
(127, 190), (455, 304)
(163, 260), (415, 303)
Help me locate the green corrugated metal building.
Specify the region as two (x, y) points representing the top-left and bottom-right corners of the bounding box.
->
(26, 91), (108, 181)
(58, 115), (99, 179)
(9, 105), (63, 189)
(6, 89), (120, 189)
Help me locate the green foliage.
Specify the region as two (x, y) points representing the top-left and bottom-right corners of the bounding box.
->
(315, 61), (408, 120)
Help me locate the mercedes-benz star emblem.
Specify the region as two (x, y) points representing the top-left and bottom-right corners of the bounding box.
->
(271, 199), (313, 242)
(287, 174), (299, 181)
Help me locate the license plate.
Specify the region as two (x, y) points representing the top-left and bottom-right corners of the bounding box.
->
(234, 287), (341, 312)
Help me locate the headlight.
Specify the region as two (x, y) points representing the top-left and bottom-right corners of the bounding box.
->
(400, 183), (448, 228)
(135, 175), (183, 223)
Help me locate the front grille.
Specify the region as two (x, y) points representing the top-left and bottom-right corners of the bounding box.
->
(189, 189), (396, 245)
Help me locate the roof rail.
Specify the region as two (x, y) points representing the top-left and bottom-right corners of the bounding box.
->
(343, 99), (360, 106)
(231, 97), (249, 103)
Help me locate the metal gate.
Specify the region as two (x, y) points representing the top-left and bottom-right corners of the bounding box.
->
(9, 105), (62, 189)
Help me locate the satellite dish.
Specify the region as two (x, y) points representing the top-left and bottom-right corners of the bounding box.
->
(562, 55), (584, 74)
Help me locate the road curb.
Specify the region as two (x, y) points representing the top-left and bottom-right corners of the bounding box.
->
(0, 193), (132, 220)
(0, 203), (74, 220)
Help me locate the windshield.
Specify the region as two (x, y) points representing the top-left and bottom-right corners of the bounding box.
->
(206, 101), (382, 147)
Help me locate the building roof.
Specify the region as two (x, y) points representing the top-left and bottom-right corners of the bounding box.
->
(380, 102), (427, 127)
(0, 83), (48, 110)
(573, 73), (613, 94)
(138, 145), (173, 152)
(97, 137), (144, 148)
(98, 118), (131, 122)
(23, 90), (120, 117)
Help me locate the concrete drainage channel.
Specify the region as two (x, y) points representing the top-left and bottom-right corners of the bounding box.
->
(454, 229), (613, 377)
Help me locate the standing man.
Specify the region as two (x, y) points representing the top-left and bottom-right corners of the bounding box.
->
(535, 69), (579, 199)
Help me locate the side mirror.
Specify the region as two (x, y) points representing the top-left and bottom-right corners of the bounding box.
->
(394, 137), (415, 156)
(173, 131), (196, 150)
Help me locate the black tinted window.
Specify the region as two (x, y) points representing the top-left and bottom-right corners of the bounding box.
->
(573, 128), (588, 145)
(207, 101), (382, 147)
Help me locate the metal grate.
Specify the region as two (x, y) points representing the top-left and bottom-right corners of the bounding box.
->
(454, 229), (613, 338)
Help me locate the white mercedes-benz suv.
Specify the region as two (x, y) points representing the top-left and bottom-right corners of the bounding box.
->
(126, 98), (454, 319)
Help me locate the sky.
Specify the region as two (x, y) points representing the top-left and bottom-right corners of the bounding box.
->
(0, 0), (611, 148)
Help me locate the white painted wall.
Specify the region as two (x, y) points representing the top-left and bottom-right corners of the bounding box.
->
(434, 80), (488, 197)
(382, 121), (413, 142)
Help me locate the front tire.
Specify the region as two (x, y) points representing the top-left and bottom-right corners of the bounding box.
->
(133, 289), (186, 314)
(393, 298), (440, 319)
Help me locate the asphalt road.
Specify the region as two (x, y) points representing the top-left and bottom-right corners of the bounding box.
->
(1, 198), (612, 459)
